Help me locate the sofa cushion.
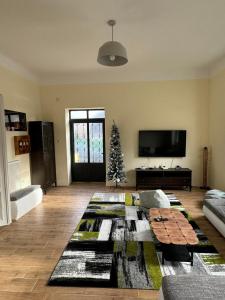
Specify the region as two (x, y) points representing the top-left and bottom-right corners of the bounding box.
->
(162, 274), (225, 300)
(205, 189), (225, 200)
(139, 189), (170, 208)
(204, 198), (225, 223)
(10, 185), (41, 201)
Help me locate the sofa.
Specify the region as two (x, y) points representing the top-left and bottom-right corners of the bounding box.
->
(160, 274), (225, 299)
(203, 189), (225, 238)
(159, 190), (225, 299)
(10, 185), (43, 220)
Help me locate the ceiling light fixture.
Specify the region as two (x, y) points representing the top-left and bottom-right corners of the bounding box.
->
(97, 20), (128, 66)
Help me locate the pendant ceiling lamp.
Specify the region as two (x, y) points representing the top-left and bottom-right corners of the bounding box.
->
(97, 20), (128, 66)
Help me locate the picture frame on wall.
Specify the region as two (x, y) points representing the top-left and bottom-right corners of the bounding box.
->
(4, 110), (27, 131)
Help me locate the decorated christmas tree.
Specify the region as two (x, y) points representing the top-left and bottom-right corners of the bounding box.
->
(107, 122), (126, 186)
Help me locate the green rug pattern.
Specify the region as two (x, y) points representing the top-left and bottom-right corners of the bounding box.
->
(48, 192), (225, 289)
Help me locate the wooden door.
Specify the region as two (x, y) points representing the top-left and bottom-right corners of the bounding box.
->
(70, 110), (106, 182)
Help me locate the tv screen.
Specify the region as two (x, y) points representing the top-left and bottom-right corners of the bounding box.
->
(139, 130), (186, 157)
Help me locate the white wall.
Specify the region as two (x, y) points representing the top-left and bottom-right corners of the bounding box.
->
(2, 55), (225, 191)
(209, 69), (225, 190)
(0, 65), (42, 189)
(41, 79), (209, 187)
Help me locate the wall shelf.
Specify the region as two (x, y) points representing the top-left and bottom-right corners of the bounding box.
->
(5, 110), (27, 131)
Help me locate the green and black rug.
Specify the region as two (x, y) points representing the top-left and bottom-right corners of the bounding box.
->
(48, 192), (225, 290)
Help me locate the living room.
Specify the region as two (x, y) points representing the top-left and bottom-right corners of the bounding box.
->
(0, 1), (225, 299)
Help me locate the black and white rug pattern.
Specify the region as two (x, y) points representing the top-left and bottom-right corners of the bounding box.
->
(48, 192), (225, 289)
(48, 192), (162, 289)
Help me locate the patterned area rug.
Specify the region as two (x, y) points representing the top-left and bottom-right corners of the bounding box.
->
(48, 192), (225, 289)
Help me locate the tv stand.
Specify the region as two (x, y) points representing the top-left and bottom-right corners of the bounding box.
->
(135, 168), (192, 191)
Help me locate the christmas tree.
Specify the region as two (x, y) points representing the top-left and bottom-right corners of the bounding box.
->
(107, 122), (126, 186)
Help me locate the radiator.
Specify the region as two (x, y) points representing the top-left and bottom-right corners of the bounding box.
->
(8, 160), (21, 193)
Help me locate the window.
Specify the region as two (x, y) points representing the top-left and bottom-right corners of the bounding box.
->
(89, 122), (104, 163)
(88, 110), (105, 119)
(70, 109), (105, 120)
(73, 123), (88, 163)
(70, 110), (87, 119)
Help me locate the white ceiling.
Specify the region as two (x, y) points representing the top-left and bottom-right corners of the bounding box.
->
(0, 0), (225, 84)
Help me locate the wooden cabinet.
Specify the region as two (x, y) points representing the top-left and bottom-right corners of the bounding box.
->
(29, 121), (56, 193)
(135, 168), (192, 191)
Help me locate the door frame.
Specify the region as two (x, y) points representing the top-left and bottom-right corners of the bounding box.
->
(0, 95), (11, 225)
(69, 109), (106, 182)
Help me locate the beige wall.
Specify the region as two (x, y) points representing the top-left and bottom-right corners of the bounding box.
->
(0, 65), (42, 189)
(1, 60), (224, 190)
(209, 69), (225, 190)
(41, 79), (209, 187)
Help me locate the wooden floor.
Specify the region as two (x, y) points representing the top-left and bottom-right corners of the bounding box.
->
(0, 183), (225, 300)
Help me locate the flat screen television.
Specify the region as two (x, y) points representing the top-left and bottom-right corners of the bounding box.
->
(139, 130), (186, 157)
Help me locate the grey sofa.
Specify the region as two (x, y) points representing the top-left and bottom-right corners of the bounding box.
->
(203, 189), (225, 238)
(160, 190), (225, 299)
(161, 274), (225, 299)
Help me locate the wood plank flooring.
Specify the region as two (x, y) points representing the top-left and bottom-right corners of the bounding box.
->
(0, 183), (224, 300)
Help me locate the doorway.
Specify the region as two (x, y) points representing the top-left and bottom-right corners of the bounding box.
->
(70, 109), (106, 182)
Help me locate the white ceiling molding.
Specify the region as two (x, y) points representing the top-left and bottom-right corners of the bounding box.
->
(0, 1), (225, 85)
(40, 68), (209, 86)
(0, 48), (210, 85)
(0, 50), (216, 86)
(0, 0), (225, 84)
(0, 52), (39, 83)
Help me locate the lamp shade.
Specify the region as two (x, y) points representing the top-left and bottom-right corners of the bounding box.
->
(97, 41), (128, 66)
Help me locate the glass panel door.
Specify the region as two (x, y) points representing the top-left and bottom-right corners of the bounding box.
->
(73, 123), (88, 163)
(70, 110), (105, 182)
(89, 122), (103, 163)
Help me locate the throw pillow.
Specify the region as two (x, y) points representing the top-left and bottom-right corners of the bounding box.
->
(139, 189), (170, 208)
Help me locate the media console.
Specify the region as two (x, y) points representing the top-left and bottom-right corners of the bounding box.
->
(135, 168), (192, 191)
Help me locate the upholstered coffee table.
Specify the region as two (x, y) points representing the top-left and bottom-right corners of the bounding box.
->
(149, 208), (199, 265)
